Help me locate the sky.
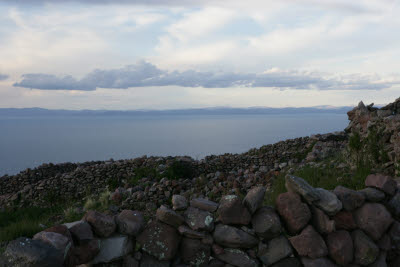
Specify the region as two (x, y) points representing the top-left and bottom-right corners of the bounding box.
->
(0, 0), (399, 110)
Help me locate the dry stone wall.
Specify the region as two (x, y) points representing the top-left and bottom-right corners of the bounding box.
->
(3, 173), (400, 267)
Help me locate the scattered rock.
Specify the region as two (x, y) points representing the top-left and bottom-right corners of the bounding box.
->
(387, 192), (400, 219)
(270, 257), (301, 267)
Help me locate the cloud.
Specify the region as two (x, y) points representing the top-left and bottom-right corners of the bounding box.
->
(0, 74), (8, 81)
(13, 61), (398, 91)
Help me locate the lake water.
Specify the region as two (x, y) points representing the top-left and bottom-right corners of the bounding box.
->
(0, 113), (349, 176)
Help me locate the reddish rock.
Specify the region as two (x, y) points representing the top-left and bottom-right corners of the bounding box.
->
(289, 225), (328, 259)
(333, 186), (365, 211)
(276, 192), (311, 234)
(311, 206), (335, 234)
(213, 224), (258, 249)
(217, 195), (251, 225)
(44, 225), (73, 245)
(69, 221), (93, 245)
(190, 198), (219, 212)
(180, 238), (210, 267)
(326, 230), (353, 265)
(333, 211), (357, 230)
(352, 229), (379, 266)
(66, 239), (100, 266)
(214, 248), (258, 267)
(365, 174), (397, 195)
(84, 211), (116, 238)
(354, 203), (393, 241)
(178, 225), (206, 239)
(156, 205), (184, 228)
(301, 257), (338, 267)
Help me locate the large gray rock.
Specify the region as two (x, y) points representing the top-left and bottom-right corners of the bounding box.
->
(358, 187), (386, 202)
(3, 237), (64, 267)
(190, 198), (219, 212)
(276, 192), (311, 234)
(285, 175), (320, 202)
(243, 186), (266, 214)
(116, 210), (145, 236)
(352, 229), (379, 266)
(91, 234), (133, 264)
(326, 230), (353, 266)
(333, 186), (365, 211)
(252, 206), (282, 239)
(180, 237), (210, 267)
(213, 224), (258, 249)
(68, 221), (93, 244)
(137, 221), (181, 261)
(313, 188), (342, 216)
(184, 206), (214, 232)
(214, 248), (258, 267)
(84, 210), (116, 238)
(257, 236), (293, 266)
(32, 231), (71, 260)
(289, 225), (328, 259)
(172, 195), (187, 211)
(156, 205), (184, 228)
(217, 195), (251, 225)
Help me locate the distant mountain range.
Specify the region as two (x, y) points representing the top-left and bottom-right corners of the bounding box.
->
(0, 106), (353, 116)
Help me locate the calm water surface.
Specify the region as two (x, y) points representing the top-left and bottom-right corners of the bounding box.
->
(0, 113), (348, 176)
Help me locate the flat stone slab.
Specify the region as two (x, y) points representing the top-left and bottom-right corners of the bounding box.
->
(91, 234), (133, 264)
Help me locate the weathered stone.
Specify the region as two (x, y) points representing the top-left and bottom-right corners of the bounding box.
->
(180, 237), (210, 267)
(67, 239), (100, 266)
(334, 186), (365, 211)
(313, 188), (342, 216)
(214, 248), (258, 267)
(177, 225), (206, 239)
(91, 234), (133, 264)
(377, 234), (391, 251)
(184, 206), (214, 232)
(156, 205), (184, 228)
(388, 221), (400, 250)
(359, 187), (386, 202)
(276, 192), (311, 234)
(172, 195), (187, 211)
(251, 206), (282, 239)
(354, 203), (393, 241)
(301, 257), (338, 267)
(387, 192), (400, 219)
(208, 259), (225, 267)
(123, 255), (139, 267)
(257, 236), (293, 266)
(69, 221), (93, 244)
(365, 174), (397, 195)
(369, 252), (387, 267)
(217, 195), (251, 225)
(140, 253), (171, 267)
(190, 198), (219, 212)
(213, 224), (258, 249)
(43, 225), (73, 245)
(4, 237), (64, 267)
(116, 210), (145, 236)
(270, 257), (301, 267)
(84, 210), (116, 238)
(243, 186), (266, 214)
(333, 211), (357, 230)
(32, 231), (71, 259)
(285, 175), (320, 202)
(352, 229), (379, 266)
(137, 221), (181, 261)
(311, 206), (335, 234)
(289, 225), (328, 259)
(326, 230), (353, 266)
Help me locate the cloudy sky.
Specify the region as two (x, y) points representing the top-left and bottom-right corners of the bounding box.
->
(0, 0), (399, 110)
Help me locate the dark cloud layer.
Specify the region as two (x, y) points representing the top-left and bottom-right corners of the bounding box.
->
(13, 61), (393, 91)
(0, 74), (9, 81)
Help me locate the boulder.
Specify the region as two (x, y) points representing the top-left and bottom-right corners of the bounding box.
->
(67, 239), (100, 266)
(354, 203), (393, 241)
(388, 221), (400, 250)
(156, 205), (184, 228)
(352, 229), (379, 266)
(140, 253), (171, 267)
(190, 198), (219, 212)
(172, 195), (187, 211)
(213, 224), (258, 249)
(289, 225), (328, 259)
(333, 211), (357, 230)
(243, 186), (266, 214)
(122, 255), (139, 267)
(301, 257), (338, 267)
(217, 195), (251, 225)
(276, 192), (311, 234)
(251, 206), (282, 239)
(387, 192), (400, 219)
(326, 230), (353, 266)
(333, 186), (365, 211)
(91, 234), (133, 264)
(369, 252), (387, 267)
(180, 237), (211, 267)
(4, 237), (64, 267)
(359, 187), (386, 202)
(177, 225), (206, 239)
(270, 257), (301, 267)
(32, 231), (71, 259)
(43, 225), (73, 245)
(69, 221), (93, 244)
(257, 236), (293, 266)
(311, 206), (335, 234)
(116, 210), (145, 236)
(313, 188), (342, 216)
(137, 221), (181, 261)
(365, 174), (397, 195)
(84, 210), (116, 238)
(214, 248), (258, 267)
(285, 175), (320, 202)
(184, 206), (214, 232)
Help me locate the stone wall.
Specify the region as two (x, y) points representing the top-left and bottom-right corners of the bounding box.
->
(3, 174), (400, 267)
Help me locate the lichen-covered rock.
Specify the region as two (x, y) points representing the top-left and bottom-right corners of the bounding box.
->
(333, 185), (365, 211)
(257, 236), (293, 266)
(32, 231), (71, 260)
(172, 195), (187, 211)
(251, 206), (282, 239)
(289, 225), (328, 259)
(217, 195), (251, 225)
(69, 221), (93, 244)
(180, 237), (211, 267)
(326, 230), (353, 266)
(214, 248), (258, 267)
(190, 198), (219, 212)
(276, 192), (311, 234)
(184, 206), (214, 232)
(365, 174), (397, 195)
(352, 229), (379, 266)
(243, 186), (266, 214)
(116, 210), (145, 236)
(84, 210), (116, 238)
(354, 203), (393, 241)
(213, 224), (258, 249)
(156, 205), (184, 228)
(91, 234), (133, 264)
(311, 206), (335, 234)
(137, 221), (181, 261)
